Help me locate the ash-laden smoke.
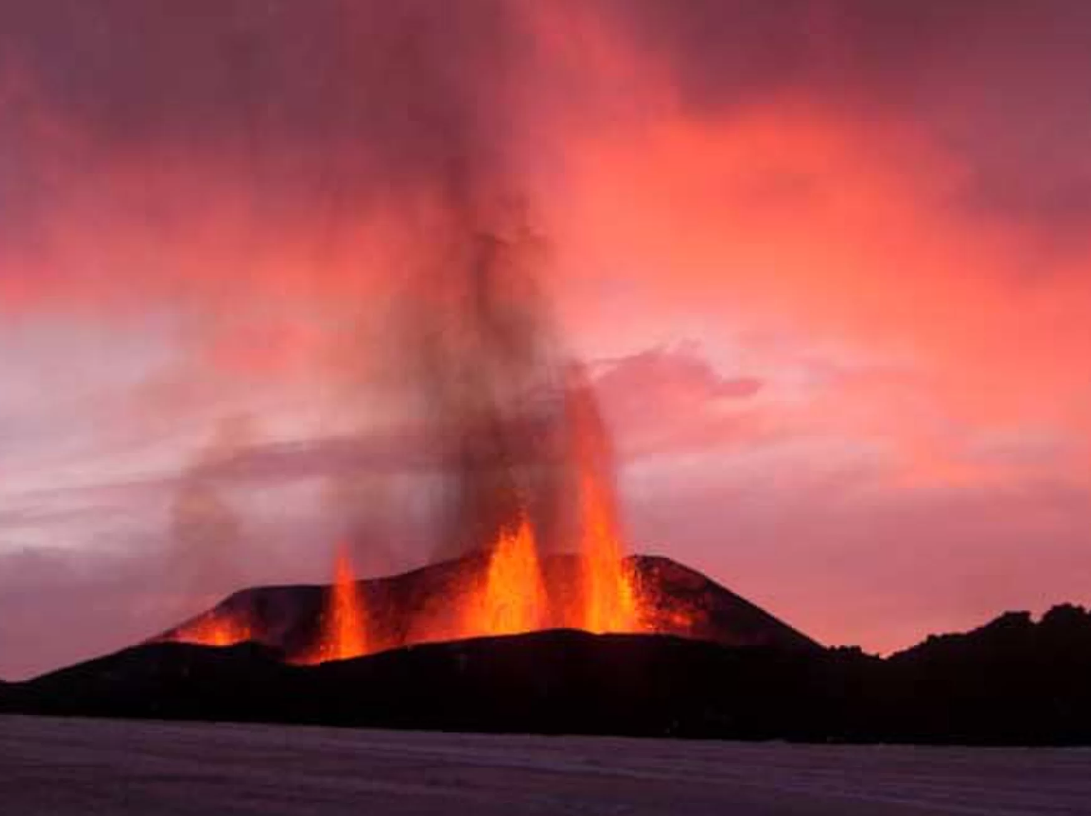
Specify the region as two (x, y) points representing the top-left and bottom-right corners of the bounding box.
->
(319, 470), (403, 576)
(400, 179), (613, 564)
(164, 415), (254, 609)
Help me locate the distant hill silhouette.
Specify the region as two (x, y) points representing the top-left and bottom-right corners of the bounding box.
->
(3, 574), (1090, 745)
(872, 603), (1091, 744)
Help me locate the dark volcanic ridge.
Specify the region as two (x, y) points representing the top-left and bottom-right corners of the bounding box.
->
(4, 606), (1091, 744)
(2, 555), (1090, 745)
(0, 631), (837, 740)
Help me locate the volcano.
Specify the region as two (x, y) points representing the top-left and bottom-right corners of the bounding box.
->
(0, 555), (834, 740)
(6, 569), (1091, 744)
(155, 553), (819, 661)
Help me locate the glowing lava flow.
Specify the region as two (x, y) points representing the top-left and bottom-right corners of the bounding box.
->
(465, 516), (547, 637)
(169, 610), (252, 647)
(298, 544), (369, 664)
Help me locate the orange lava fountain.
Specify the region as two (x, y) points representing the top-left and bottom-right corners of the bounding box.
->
(464, 515), (547, 636)
(567, 368), (642, 634)
(576, 466), (641, 633)
(296, 544), (369, 664)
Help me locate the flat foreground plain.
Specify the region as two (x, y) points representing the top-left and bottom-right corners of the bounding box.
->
(1, 715), (1089, 815)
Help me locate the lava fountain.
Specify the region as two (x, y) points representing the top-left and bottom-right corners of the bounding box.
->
(463, 514), (548, 637)
(295, 544), (370, 664)
(162, 193), (662, 661)
(566, 368), (641, 634)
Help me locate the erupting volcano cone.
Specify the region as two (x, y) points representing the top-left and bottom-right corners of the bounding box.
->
(157, 552), (819, 659)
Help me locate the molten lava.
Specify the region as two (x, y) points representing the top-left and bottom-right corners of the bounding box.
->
(169, 609), (252, 647)
(575, 468), (641, 634)
(162, 375), (674, 659)
(452, 372), (644, 640)
(296, 544), (370, 664)
(566, 368), (643, 634)
(464, 515), (547, 637)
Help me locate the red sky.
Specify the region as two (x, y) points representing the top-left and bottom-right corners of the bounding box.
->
(1, 0), (1090, 679)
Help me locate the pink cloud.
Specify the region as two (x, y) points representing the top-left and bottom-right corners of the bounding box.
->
(592, 345), (763, 457)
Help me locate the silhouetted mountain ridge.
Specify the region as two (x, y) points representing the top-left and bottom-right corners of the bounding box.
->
(874, 603), (1091, 744)
(891, 603), (1091, 663)
(3, 598), (1089, 745)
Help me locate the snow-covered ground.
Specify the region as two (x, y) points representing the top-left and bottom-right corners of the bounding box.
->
(1, 715), (1088, 815)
